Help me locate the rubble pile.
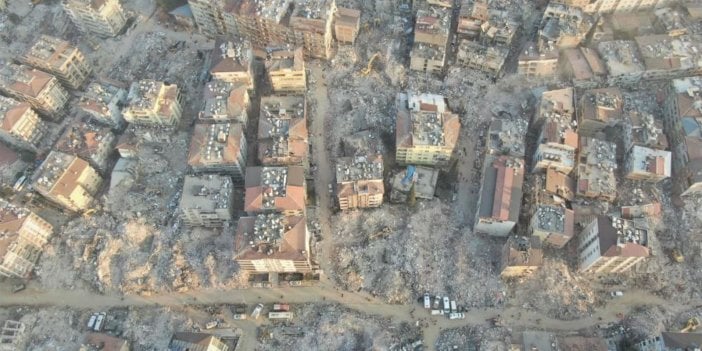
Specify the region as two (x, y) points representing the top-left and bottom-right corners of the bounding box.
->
(17, 308), (84, 350)
(257, 303), (421, 350)
(622, 306), (667, 343)
(435, 325), (510, 351)
(0, 3), (70, 61)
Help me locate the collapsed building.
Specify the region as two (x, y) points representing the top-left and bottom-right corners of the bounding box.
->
(234, 212), (312, 273)
(0, 320), (25, 351)
(596, 40), (645, 85)
(538, 3), (594, 51)
(78, 82), (127, 129)
(500, 236), (543, 278)
(54, 122), (116, 173)
(33, 151), (103, 212)
(576, 137), (618, 201)
(62, 0), (128, 38)
(0, 63), (68, 118)
(544, 168), (576, 201)
(623, 111), (668, 151)
(200, 79), (250, 124)
(244, 166), (306, 216)
(390, 165), (439, 203)
(265, 47), (307, 93)
(188, 123), (246, 182)
(209, 38), (255, 92)
(0, 144), (26, 190)
(20, 35), (92, 90)
(533, 88), (578, 174)
(474, 156), (525, 237)
(637, 331), (702, 351)
(486, 117), (529, 157)
(179, 174), (234, 227)
(410, 2), (453, 75)
(578, 215), (649, 274)
(0, 201), (53, 278)
(456, 41), (508, 78)
(528, 203), (575, 248)
(395, 92), (460, 167)
(0, 96), (47, 151)
(123, 80), (182, 126)
(335, 154), (384, 210)
(333, 0), (361, 44)
(258, 95), (307, 166)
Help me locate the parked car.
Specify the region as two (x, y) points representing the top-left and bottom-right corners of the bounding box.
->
(232, 314), (247, 320)
(449, 312), (465, 320)
(611, 291), (624, 297)
(251, 304), (264, 319)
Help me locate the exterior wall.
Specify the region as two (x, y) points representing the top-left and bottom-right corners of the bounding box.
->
(338, 192), (383, 210)
(181, 208), (231, 227)
(63, 0), (127, 37)
(23, 46), (92, 90)
(269, 70), (306, 93)
(123, 85), (182, 126)
(474, 218), (517, 237)
(409, 54), (446, 75)
(0, 213), (53, 278)
(577, 218), (602, 271)
(0, 107), (46, 151)
(396, 145), (452, 167)
(518, 57), (559, 78)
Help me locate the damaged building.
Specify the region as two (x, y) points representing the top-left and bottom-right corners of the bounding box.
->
(500, 236), (543, 278)
(62, 0), (127, 37)
(200, 79), (250, 124)
(538, 3), (594, 50)
(188, 122), (246, 182)
(533, 88), (578, 174)
(244, 166), (306, 216)
(179, 174), (234, 228)
(624, 111), (668, 151)
(258, 95), (307, 166)
(234, 212), (312, 273)
(21, 35), (92, 90)
(596, 40), (645, 85)
(265, 47), (307, 93)
(544, 168), (576, 201)
(0, 201), (53, 278)
(576, 137), (618, 201)
(209, 38), (255, 91)
(123, 80), (182, 126)
(0, 63), (68, 118)
(559, 47), (607, 88)
(335, 154), (384, 210)
(333, 1), (361, 44)
(578, 215), (649, 274)
(624, 145), (671, 182)
(529, 203), (575, 248)
(410, 2), (453, 75)
(78, 82), (127, 129)
(518, 42), (559, 79)
(474, 156), (524, 236)
(390, 165), (439, 202)
(0, 96), (47, 151)
(486, 117), (529, 157)
(33, 151), (103, 212)
(395, 92), (460, 167)
(456, 41), (508, 78)
(577, 87), (624, 137)
(169, 332), (230, 351)
(80, 332), (130, 351)
(54, 122), (116, 173)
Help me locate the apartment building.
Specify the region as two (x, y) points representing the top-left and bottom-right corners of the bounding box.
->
(266, 47), (307, 93)
(55, 122), (116, 173)
(395, 92), (460, 167)
(577, 87), (624, 136)
(62, 0), (127, 37)
(258, 95), (307, 166)
(188, 122), (246, 182)
(169, 332), (229, 351)
(209, 38), (255, 91)
(244, 166), (306, 216)
(583, 0), (672, 14)
(633, 34), (702, 81)
(390, 165), (439, 202)
(544, 168), (576, 201)
(21, 35), (92, 90)
(538, 3), (594, 51)
(123, 80), (182, 126)
(559, 47), (607, 88)
(409, 3), (452, 75)
(333, 5), (361, 44)
(0, 64), (68, 118)
(578, 216), (649, 274)
(82, 333), (130, 351)
(533, 88), (578, 174)
(500, 236), (543, 278)
(625, 145), (671, 182)
(200, 80), (249, 124)
(187, 0), (233, 37)
(289, 0), (335, 59)
(179, 175), (234, 227)
(577, 137), (618, 201)
(518, 42), (559, 79)
(663, 77), (702, 196)
(529, 204), (575, 248)
(235, 212), (312, 273)
(33, 151), (103, 212)
(474, 156), (525, 236)
(78, 82), (126, 129)
(0, 96), (47, 151)
(0, 144), (26, 190)
(623, 111), (668, 151)
(0, 202), (53, 278)
(336, 154), (384, 210)
(456, 41), (508, 78)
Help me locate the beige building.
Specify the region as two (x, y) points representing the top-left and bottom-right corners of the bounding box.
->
(55, 122), (116, 173)
(169, 332), (228, 351)
(209, 38), (255, 91)
(187, 0), (235, 37)
(500, 236), (543, 278)
(0, 96), (47, 151)
(625, 145), (671, 182)
(395, 92), (460, 167)
(577, 87), (624, 136)
(78, 82), (127, 128)
(259, 95), (308, 166)
(474, 156), (525, 237)
(0, 64), (68, 118)
(289, 0), (335, 59)
(244, 166), (306, 216)
(188, 122), (246, 182)
(578, 216), (649, 274)
(577, 137), (618, 201)
(336, 154), (384, 210)
(21, 35), (92, 90)
(0, 201), (54, 279)
(62, 0), (127, 37)
(486, 118), (529, 157)
(538, 3), (594, 51)
(529, 204), (575, 248)
(410, 4), (452, 75)
(200, 79), (249, 124)
(333, 4), (361, 44)
(456, 40), (508, 78)
(559, 47), (607, 88)
(533, 88), (578, 174)
(518, 42), (559, 79)
(33, 151), (103, 212)
(123, 80), (182, 126)
(583, 0), (672, 14)
(180, 175), (234, 227)
(266, 47), (306, 93)
(235, 212), (312, 273)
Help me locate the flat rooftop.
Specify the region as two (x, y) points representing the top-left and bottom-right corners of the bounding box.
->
(579, 87), (624, 124)
(336, 154), (383, 183)
(411, 43), (447, 61)
(235, 213), (308, 261)
(259, 95), (307, 162)
(478, 155), (524, 222)
(126, 80), (178, 115)
(533, 204), (573, 236)
(188, 122), (244, 167)
(24, 35), (79, 70)
(224, 0), (292, 24)
(244, 166), (306, 212)
(396, 93), (460, 149)
(78, 82), (124, 114)
(33, 151), (86, 194)
(391, 165), (438, 199)
(265, 47), (304, 72)
(596, 40), (645, 76)
(540, 3), (592, 38)
(629, 145), (671, 177)
(562, 47), (606, 81)
(539, 87), (574, 121)
(180, 174), (233, 211)
(0, 63), (54, 99)
(415, 6), (452, 37)
(210, 38), (251, 74)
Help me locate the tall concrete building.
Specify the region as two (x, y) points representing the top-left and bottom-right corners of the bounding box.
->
(62, 0), (127, 37)
(395, 92), (460, 167)
(209, 38), (255, 91)
(410, 2), (453, 75)
(234, 213), (312, 273)
(244, 166), (306, 216)
(474, 155), (525, 236)
(265, 48), (307, 93)
(33, 151), (103, 212)
(179, 175), (234, 227)
(518, 42), (559, 79)
(335, 154), (384, 210)
(0, 64), (68, 118)
(533, 88), (578, 174)
(0, 201), (54, 279)
(258, 95), (308, 166)
(578, 216), (649, 274)
(200, 80), (250, 124)
(0, 96), (47, 151)
(188, 123), (246, 182)
(123, 80), (182, 126)
(529, 204), (575, 248)
(21, 35), (92, 90)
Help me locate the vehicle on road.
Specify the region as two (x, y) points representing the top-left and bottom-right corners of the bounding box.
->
(423, 294), (431, 309)
(269, 312), (294, 320)
(450, 300), (457, 312)
(12, 283), (25, 293)
(232, 314), (247, 320)
(611, 291), (624, 297)
(251, 304), (264, 319)
(431, 310), (444, 316)
(289, 280), (302, 286)
(443, 297), (450, 311)
(449, 312), (465, 320)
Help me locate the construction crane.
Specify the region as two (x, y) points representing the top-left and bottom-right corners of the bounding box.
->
(681, 318), (700, 333)
(360, 53), (380, 76)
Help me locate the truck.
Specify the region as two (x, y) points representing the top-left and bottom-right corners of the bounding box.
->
(93, 313), (106, 331)
(251, 303), (264, 319)
(449, 313), (465, 320)
(443, 297), (450, 312)
(450, 300), (457, 313)
(273, 304), (290, 312)
(423, 294), (431, 309)
(268, 312), (294, 320)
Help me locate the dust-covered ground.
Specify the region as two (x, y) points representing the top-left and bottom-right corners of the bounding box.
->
(435, 325), (511, 351)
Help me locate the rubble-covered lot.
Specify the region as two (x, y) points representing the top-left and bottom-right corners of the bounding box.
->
(435, 325), (511, 351)
(256, 303), (421, 351)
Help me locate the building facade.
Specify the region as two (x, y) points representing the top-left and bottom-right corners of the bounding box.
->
(266, 48), (307, 93)
(474, 155), (525, 236)
(336, 154), (384, 210)
(21, 35), (92, 90)
(0, 64), (68, 118)
(179, 175), (234, 227)
(78, 82), (127, 129)
(33, 151), (103, 212)
(0, 96), (47, 151)
(62, 0), (127, 37)
(0, 202), (54, 278)
(578, 216), (649, 274)
(123, 80), (182, 126)
(500, 236), (543, 278)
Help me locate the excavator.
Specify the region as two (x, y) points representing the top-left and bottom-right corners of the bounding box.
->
(360, 53), (380, 76)
(680, 317), (700, 333)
